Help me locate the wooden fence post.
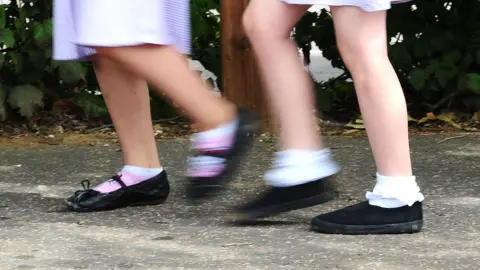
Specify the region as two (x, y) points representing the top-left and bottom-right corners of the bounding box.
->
(220, 0), (274, 133)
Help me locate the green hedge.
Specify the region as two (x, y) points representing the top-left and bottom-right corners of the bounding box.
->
(0, 0), (479, 123)
(294, 0), (480, 116)
(0, 0), (222, 121)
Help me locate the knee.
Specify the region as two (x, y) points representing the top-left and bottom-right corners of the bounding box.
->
(90, 54), (112, 72)
(341, 44), (390, 83)
(242, 8), (288, 44)
(242, 8), (262, 41)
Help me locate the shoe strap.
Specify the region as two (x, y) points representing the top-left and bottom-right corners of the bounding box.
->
(111, 175), (127, 188)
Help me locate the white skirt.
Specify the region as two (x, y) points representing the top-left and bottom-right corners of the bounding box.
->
(53, 0), (191, 61)
(282, 0), (411, 12)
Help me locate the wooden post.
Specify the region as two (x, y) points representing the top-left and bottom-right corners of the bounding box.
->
(220, 0), (273, 133)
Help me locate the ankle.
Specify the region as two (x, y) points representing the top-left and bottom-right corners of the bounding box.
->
(265, 149), (340, 187)
(280, 133), (323, 150)
(366, 173), (424, 208)
(200, 102), (237, 131)
(377, 169), (413, 177)
(122, 165), (163, 174)
(123, 158), (161, 169)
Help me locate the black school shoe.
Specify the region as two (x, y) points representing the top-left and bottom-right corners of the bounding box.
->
(65, 171), (170, 212)
(186, 108), (259, 202)
(232, 175), (338, 222)
(311, 201), (423, 235)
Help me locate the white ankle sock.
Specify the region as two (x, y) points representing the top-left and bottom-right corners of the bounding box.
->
(366, 173), (425, 208)
(265, 149), (341, 187)
(122, 165), (163, 179)
(192, 119), (239, 150)
(93, 165), (163, 193)
(188, 119), (239, 177)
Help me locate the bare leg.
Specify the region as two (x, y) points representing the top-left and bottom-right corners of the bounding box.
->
(311, 6), (424, 235)
(243, 1), (319, 150)
(92, 55), (160, 168)
(330, 7), (411, 176)
(93, 45), (236, 131)
(65, 55), (169, 211)
(234, 0), (340, 220)
(90, 45), (259, 201)
(63, 1), (256, 209)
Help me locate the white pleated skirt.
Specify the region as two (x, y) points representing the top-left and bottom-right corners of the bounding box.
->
(53, 0), (191, 61)
(282, 0), (411, 12)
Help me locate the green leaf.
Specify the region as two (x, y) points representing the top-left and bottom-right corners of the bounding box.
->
(58, 62), (87, 84)
(0, 6), (6, 29)
(457, 73), (468, 91)
(33, 23), (45, 41)
(441, 50), (462, 66)
(33, 20), (52, 45)
(425, 60), (440, 76)
(1, 29), (15, 47)
(409, 68), (426, 90)
(14, 20), (22, 30)
(10, 52), (23, 74)
(0, 84), (7, 121)
(434, 66), (458, 88)
(7, 85), (44, 118)
(460, 53), (474, 69)
(27, 49), (47, 72)
(435, 69), (451, 88)
(74, 93), (109, 118)
(390, 45), (412, 68)
(0, 53), (4, 68)
(466, 73), (480, 94)
(51, 60), (61, 69)
(44, 19), (53, 36)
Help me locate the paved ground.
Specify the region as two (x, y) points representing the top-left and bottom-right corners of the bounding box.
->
(0, 134), (479, 270)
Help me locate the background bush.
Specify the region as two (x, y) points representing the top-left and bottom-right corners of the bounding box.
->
(0, 0), (222, 122)
(0, 0), (479, 124)
(294, 0), (480, 118)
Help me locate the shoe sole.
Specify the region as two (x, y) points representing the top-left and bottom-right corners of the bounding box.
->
(310, 219), (423, 235)
(231, 192), (334, 222)
(64, 197), (167, 213)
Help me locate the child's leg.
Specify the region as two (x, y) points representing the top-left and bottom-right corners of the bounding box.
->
(311, 6), (424, 235)
(65, 55), (169, 212)
(93, 45), (236, 131)
(243, 1), (319, 150)
(92, 55), (160, 169)
(65, 0), (258, 205)
(233, 0), (340, 220)
(91, 45), (260, 202)
(332, 7), (412, 177)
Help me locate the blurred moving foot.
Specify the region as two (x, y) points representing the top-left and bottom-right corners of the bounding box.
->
(186, 108), (259, 202)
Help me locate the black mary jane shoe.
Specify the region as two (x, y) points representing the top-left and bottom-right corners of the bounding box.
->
(65, 171), (170, 212)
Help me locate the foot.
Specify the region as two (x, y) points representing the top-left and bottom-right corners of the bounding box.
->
(186, 108), (259, 202)
(310, 201), (423, 235)
(232, 175), (337, 222)
(65, 171), (170, 212)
